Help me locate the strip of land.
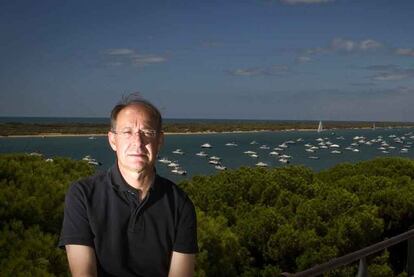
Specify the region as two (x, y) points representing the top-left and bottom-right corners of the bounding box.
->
(1, 121), (414, 137)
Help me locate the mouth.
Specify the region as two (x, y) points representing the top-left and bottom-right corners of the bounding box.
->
(127, 153), (148, 159)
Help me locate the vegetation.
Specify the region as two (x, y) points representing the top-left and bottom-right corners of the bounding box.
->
(1, 153), (414, 276)
(0, 154), (94, 276)
(1, 120), (414, 136)
(181, 157), (414, 276)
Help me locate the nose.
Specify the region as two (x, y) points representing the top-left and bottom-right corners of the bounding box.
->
(130, 131), (149, 146)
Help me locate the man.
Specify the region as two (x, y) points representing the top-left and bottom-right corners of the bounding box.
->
(59, 95), (198, 276)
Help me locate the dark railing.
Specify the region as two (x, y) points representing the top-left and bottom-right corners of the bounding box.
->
(281, 228), (414, 277)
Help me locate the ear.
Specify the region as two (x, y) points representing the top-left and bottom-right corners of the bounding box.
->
(157, 131), (164, 152)
(108, 131), (117, 151)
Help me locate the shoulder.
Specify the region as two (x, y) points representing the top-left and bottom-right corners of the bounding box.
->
(66, 169), (110, 199)
(155, 175), (192, 203)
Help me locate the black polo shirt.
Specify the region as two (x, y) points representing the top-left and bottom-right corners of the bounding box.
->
(59, 164), (198, 277)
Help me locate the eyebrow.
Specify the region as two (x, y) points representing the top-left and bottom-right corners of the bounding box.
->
(119, 125), (156, 131)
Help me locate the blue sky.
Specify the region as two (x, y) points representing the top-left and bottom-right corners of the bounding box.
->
(1, 0), (414, 121)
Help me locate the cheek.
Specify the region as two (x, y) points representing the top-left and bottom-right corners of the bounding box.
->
(147, 144), (158, 156)
(116, 142), (130, 155)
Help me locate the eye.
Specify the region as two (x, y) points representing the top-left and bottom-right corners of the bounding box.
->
(142, 129), (156, 137)
(122, 130), (133, 137)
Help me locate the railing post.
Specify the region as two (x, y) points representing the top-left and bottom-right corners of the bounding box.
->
(356, 257), (368, 277)
(407, 237), (414, 276)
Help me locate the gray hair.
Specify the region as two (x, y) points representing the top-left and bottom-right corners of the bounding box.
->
(110, 92), (162, 132)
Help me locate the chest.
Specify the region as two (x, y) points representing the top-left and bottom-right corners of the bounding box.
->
(87, 190), (177, 276)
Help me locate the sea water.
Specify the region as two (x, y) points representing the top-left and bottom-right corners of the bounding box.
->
(1, 127), (414, 183)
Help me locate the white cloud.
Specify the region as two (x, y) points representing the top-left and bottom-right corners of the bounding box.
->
(280, 0), (333, 4)
(132, 54), (166, 66)
(103, 48), (167, 67)
(372, 71), (414, 81)
(331, 38), (356, 52)
(395, 48), (414, 57)
(105, 48), (135, 55)
(296, 56), (312, 64)
(331, 38), (383, 52)
(228, 65), (289, 76)
(297, 38), (383, 63)
(360, 39), (383, 50)
(366, 65), (414, 81)
(396, 86), (414, 94)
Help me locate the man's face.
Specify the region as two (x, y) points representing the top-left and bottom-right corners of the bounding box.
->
(108, 104), (163, 175)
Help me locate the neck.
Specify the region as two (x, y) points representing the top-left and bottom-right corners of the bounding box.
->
(119, 165), (155, 200)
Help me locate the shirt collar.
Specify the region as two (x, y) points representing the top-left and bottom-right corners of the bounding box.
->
(110, 163), (158, 195)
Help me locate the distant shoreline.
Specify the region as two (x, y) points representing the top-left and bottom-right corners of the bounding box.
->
(2, 120), (414, 138)
(2, 126), (413, 138)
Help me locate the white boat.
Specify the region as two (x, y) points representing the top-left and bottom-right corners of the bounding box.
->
(259, 145), (270, 150)
(201, 143), (212, 148)
(308, 156), (319, 160)
(158, 157), (171, 164)
(171, 168), (187, 175)
(88, 160), (101, 166)
(278, 158), (289, 164)
(209, 156), (221, 161)
(82, 155), (102, 166)
(195, 151), (208, 157)
(269, 151), (279, 156)
(250, 140), (258, 145)
(172, 149), (184, 155)
(249, 154), (259, 158)
(168, 162), (180, 167)
(317, 121), (323, 133)
(331, 150), (342, 154)
(208, 160), (220, 165)
(82, 155), (92, 161)
(88, 136), (96, 140)
(256, 162), (268, 167)
(225, 142), (238, 147)
(215, 165), (227, 170)
(244, 150), (256, 155)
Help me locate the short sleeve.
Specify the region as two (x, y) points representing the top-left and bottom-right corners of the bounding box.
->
(173, 197), (198, 254)
(58, 182), (94, 248)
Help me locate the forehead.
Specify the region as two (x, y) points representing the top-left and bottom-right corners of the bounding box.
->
(116, 104), (156, 127)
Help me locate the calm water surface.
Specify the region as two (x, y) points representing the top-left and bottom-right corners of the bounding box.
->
(1, 128), (414, 183)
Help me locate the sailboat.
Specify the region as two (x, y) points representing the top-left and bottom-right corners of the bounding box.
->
(372, 122), (376, 130)
(317, 121), (323, 133)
